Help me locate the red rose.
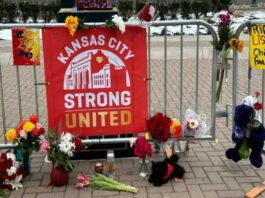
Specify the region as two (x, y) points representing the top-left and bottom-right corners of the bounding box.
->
(31, 128), (39, 138)
(134, 136), (152, 159)
(38, 127), (45, 136)
(74, 137), (83, 152)
(146, 113), (171, 142)
(138, 5), (153, 22)
(254, 102), (263, 110)
(29, 115), (38, 124)
(255, 91), (261, 97)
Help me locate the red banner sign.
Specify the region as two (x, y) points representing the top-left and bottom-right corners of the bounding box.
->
(77, 0), (113, 10)
(42, 27), (148, 137)
(12, 29), (40, 66)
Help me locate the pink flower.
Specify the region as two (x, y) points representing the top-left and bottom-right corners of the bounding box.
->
(77, 173), (90, 184)
(255, 91), (261, 97)
(75, 182), (84, 189)
(40, 138), (50, 153)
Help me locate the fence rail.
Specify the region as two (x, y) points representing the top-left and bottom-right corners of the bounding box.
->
(0, 20), (218, 149)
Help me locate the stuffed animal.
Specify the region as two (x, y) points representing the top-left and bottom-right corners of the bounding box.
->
(226, 96), (265, 168)
(148, 147), (185, 186)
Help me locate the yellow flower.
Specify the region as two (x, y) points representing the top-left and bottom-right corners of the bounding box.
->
(229, 38), (237, 50)
(65, 16), (79, 36)
(145, 132), (151, 141)
(5, 129), (17, 143)
(236, 40), (244, 53)
(170, 119), (180, 133)
(23, 122), (35, 133)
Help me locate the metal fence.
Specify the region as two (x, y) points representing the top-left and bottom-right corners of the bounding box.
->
(0, 20), (218, 149)
(232, 20), (265, 130)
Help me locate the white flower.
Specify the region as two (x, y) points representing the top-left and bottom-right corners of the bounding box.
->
(6, 153), (16, 161)
(149, 5), (155, 18)
(188, 119), (199, 129)
(9, 175), (23, 191)
(58, 141), (75, 157)
(112, 14), (126, 34)
(7, 166), (17, 176)
(19, 130), (27, 139)
(61, 132), (73, 142)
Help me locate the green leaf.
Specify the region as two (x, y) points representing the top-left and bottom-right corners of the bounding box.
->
(0, 189), (7, 198)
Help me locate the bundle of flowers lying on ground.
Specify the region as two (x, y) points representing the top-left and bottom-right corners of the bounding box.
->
(41, 130), (83, 172)
(90, 173), (138, 193)
(0, 152), (23, 194)
(183, 109), (208, 137)
(65, 14), (125, 36)
(134, 136), (152, 159)
(5, 115), (45, 175)
(75, 173), (90, 189)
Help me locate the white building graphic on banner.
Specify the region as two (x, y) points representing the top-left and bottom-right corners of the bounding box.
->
(64, 49), (130, 90)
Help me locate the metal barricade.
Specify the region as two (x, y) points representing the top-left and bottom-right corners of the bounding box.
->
(0, 20), (218, 149)
(232, 20), (265, 125)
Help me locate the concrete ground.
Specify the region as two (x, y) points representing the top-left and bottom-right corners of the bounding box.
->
(0, 33), (265, 198)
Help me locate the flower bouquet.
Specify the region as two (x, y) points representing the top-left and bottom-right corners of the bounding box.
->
(0, 152), (23, 194)
(134, 136), (153, 177)
(41, 130), (83, 186)
(211, 10), (244, 103)
(183, 109), (209, 138)
(65, 14), (126, 37)
(5, 115), (45, 175)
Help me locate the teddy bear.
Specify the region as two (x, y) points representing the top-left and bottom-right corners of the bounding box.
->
(148, 147), (185, 186)
(225, 95), (265, 168)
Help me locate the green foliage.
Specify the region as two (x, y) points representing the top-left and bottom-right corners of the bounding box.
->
(0, 3), (3, 22)
(191, 1), (201, 19)
(200, 0), (212, 16)
(118, 0), (133, 20)
(211, 0), (231, 12)
(4, 3), (17, 23)
(41, 2), (60, 23)
(0, 189), (7, 198)
(158, 5), (168, 20)
(169, 2), (179, 19)
(30, 3), (40, 23)
(180, 1), (191, 19)
(19, 2), (31, 23)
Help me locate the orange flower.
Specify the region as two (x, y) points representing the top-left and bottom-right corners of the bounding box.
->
(236, 40), (244, 53)
(229, 38), (237, 50)
(65, 16), (79, 36)
(170, 119), (182, 139)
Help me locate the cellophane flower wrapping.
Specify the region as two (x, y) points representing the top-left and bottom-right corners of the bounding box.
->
(183, 109), (209, 138)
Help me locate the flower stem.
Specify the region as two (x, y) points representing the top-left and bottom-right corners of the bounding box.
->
(216, 69), (225, 103)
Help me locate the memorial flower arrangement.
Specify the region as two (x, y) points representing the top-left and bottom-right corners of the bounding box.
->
(134, 136), (153, 159)
(0, 152), (23, 193)
(183, 109), (208, 137)
(146, 113), (172, 142)
(170, 119), (182, 139)
(211, 10), (244, 103)
(65, 14), (126, 37)
(5, 115), (45, 175)
(41, 130), (83, 172)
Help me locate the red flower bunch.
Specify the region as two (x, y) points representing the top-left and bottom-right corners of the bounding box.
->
(0, 152), (23, 191)
(5, 115), (45, 154)
(254, 91), (263, 111)
(146, 113), (171, 142)
(134, 136), (152, 159)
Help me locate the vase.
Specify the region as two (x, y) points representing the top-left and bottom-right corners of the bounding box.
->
(139, 158), (149, 177)
(153, 140), (161, 153)
(50, 166), (69, 186)
(15, 147), (31, 176)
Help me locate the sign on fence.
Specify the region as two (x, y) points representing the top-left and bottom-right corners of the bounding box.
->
(12, 29), (40, 66)
(249, 24), (265, 69)
(42, 26), (148, 136)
